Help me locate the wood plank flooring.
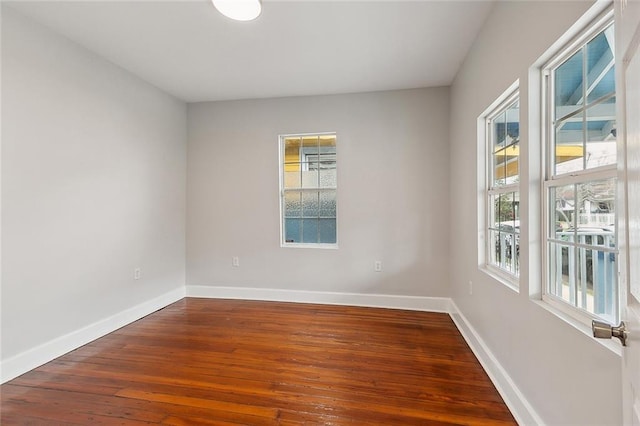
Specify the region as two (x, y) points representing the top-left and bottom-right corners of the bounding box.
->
(1, 298), (517, 425)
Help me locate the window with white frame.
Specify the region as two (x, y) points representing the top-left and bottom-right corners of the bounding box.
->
(542, 12), (618, 324)
(486, 90), (520, 283)
(280, 133), (337, 247)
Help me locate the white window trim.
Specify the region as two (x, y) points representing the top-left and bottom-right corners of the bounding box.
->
(540, 7), (619, 325)
(278, 132), (339, 249)
(481, 85), (521, 290)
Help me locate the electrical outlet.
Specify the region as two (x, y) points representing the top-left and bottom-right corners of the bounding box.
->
(232, 256), (240, 267)
(134, 268), (141, 280)
(374, 260), (382, 272)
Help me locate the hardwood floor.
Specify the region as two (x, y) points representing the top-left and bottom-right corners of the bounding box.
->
(1, 298), (516, 425)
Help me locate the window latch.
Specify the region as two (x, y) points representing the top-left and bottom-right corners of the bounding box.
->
(592, 320), (627, 346)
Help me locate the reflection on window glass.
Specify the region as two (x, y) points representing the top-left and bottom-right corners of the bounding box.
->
(281, 134), (337, 245)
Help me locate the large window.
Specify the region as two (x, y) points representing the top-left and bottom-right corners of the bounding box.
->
(543, 14), (618, 323)
(280, 133), (337, 247)
(486, 89), (520, 284)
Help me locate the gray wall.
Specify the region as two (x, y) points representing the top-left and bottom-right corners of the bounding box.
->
(1, 7), (187, 360)
(187, 88), (450, 297)
(449, 1), (622, 424)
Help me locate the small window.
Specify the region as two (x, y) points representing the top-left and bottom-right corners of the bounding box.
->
(280, 133), (337, 247)
(542, 12), (618, 323)
(485, 89), (520, 284)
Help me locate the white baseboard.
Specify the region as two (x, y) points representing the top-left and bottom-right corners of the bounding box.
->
(449, 300), (544, 426)
(186, 285), (452, 313)
(1, 286), (186, 384)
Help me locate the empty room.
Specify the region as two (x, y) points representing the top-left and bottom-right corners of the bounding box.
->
(2, 0), (639, 424)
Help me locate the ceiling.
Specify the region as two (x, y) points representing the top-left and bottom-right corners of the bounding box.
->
(5, 0), (495, 103)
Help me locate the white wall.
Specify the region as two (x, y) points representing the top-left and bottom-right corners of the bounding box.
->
(187, 88), (450, 300)
(1, 6), (187, 367)
(450, 1), (622, 424)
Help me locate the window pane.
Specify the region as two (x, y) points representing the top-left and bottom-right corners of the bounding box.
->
(493, 148), (507, 187)
(490, 192), (520, 275)
(302, 136), (319, 155)
(318, 138), (337, 188)
(495, 192), (518, 224)
(302, 218), (318, 243)
(285, 218), (301, 243)
(301, 137), (319, 189)
(548, 180), (617, 319)
(506, 100), (520, 143)
(301, 168), (319, 188)
(576, 246), (590, 311)
(587, 68), (615, 104)
(491, 99), (519, 188)
(576, 178), (616, 240)
(549, 242), (575, 305)
(284, 191), (302, 218)
(302, 192), (319, 218)
(586, 26), (615, 104)
(319, 134), (336, 146)
(493, 194), (501, 225)
(284, 137), (303, 189)
(319, 191), (336, 217)
(505, 100), (520, 185)
(496, 231), (510, 270)
(489, 229), (500, 267)
(585, 103), (616, 170)
(488, 194), (498, 232)
(284, 137), (302, 161)
(319, 164), (337, 188)
(493, 110), (507, 148)
(319, 219), (337, 244)
(551, 184), (575, 239)
(503, 144), (519, 185)
(575, 247), (617, 320)
(284, 170), (301, 189)
(555, 114), (584, 175)
(555, 48), (584, 121)
(593, 250), (617, 321)
(496, 231), (518, 274)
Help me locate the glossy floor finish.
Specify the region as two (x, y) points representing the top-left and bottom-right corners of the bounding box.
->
(1, 298), (517, 425)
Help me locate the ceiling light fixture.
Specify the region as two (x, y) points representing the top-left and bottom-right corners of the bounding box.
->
(212, 0), (262, 21)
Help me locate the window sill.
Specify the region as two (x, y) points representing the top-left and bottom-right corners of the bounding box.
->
(281, 243), (339, 250)
(480, 265), (520, 294)
(534, 297), (622, 356)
